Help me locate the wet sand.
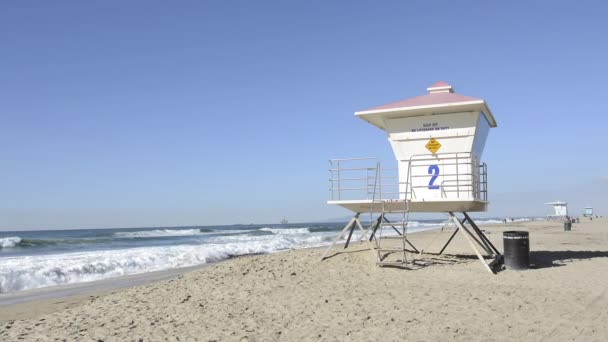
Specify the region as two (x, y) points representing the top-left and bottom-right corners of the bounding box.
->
(0, 264), (208, 321)
(1, 217), (607, 341)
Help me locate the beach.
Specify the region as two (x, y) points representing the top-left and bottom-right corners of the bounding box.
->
(1, 218), (607, 341)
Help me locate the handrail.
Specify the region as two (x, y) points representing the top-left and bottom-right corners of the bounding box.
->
(328, 154), (488, 202)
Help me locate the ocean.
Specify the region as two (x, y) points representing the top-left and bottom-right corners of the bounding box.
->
(0, 218), (533, 293)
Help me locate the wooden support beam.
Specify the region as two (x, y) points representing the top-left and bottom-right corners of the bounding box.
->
(320, 214), (359, 261)
(412, 219), (451, 258)
(383, 214), (419, 252)
(463, 212), (501, 256)
(368, 214), (384, 242)
(343, 219), (357, 249)
(449, 212), (494, 274)
(448, 213), (492, 255)
(381, 216), (403, 236)
(438, 227), (459, 255)
(405, 238), (419, 254)
(461, 213), (494, 255)
(438, 217), (466, 255)
(459, 223), (493, 256)
(354, 217), (376, 255)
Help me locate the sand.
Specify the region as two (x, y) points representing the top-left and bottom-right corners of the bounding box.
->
(1, 217), (607, 341)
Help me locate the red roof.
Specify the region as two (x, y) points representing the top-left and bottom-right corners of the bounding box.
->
(428, 80), (450, 88)
(360, 82), (482, 112)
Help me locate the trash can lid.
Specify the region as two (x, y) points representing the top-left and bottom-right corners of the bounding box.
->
(503, 231), (529, 239)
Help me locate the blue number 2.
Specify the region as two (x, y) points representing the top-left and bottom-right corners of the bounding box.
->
(428, 165), (439, 189)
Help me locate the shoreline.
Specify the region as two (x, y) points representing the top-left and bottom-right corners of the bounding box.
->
(0, 264), (211, 322)
(0, 220), (535, 305)
(0, 222), (451, 298)
(0, 245), (325, 317)
(2, 218), (607, 340)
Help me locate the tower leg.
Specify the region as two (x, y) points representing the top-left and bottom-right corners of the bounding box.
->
(354, 217), (374, 252)
(438, 226), (459, 255)
(379, 215), (419, 253)
(449, 212), (495, 274)
(320, 213), (374, 261)
(368, 214), (384, 242)
(320, 214), (359, 261)
(404, 237), (419, 254)
(437, 216), (467, 255)
(381, 216), (403, 236)
(462, 212), (501, 256)
(343, 219), (358, 249)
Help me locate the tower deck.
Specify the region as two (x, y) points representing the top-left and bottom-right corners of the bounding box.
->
(328, 155), (488, 213)
(328, 198), (488, 213)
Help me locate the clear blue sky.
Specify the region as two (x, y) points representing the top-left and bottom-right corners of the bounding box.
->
(2, 1), (607, 230)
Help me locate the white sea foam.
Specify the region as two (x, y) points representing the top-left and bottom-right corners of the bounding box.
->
(0, 232), (335, 293)
(0, 219), (495, 293)
(259, 227), (311, 235)
(114, 229), (207, 238)
(476, 219), (505, 225)
(476, 218), (534, 225)
(0, 237), (22, 248)
(407, 221), (445, 228)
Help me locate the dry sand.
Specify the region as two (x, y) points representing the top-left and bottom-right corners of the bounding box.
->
(1, 217), (607, 341)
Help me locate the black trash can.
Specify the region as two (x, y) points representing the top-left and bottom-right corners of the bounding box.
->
(564, 221), (572, 231)
(503, 231), (530, 270)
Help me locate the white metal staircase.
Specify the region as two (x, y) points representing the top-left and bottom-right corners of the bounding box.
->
(367, 162), (418, 267)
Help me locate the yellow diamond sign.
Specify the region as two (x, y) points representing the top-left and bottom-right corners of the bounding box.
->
(425, 138), (441, 154)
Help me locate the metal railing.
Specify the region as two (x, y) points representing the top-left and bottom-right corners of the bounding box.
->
(329, 157), (397, 201)
(329, 153), (488, 202)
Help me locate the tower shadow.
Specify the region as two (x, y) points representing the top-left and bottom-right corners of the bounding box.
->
(530, 250), (608, 269)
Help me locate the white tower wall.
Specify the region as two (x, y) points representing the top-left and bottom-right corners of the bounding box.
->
(384, 111), (490, 201)
(328, 81), (498, 213)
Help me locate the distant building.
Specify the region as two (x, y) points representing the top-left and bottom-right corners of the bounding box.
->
(583, 207), (593, 217)
(545, 201), (568, 219)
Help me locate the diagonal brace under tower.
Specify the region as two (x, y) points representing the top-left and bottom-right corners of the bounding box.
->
(438, 212), (502, 274)
(320, 213), (373, 261)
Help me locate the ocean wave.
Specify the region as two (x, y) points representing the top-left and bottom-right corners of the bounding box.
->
(475, 219), (505, 225)
(407, 221), (444, 228)
(259, 227), (311, 235)
(309, 226), (343, 233)
(114, 228), (210, 238)
(0, 237), (22, 248)
(0, 233), (335, 293)
(0, 221), (462, 292)
(475, 218), (534, 225)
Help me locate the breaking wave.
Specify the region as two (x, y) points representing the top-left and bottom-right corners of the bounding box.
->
(475, 218), (535, 225)
(0, 237), (22, 248)
(114, 228), (212, 238)
(259, 227), (311, 235)
(0, 233), (335, 293)
(2, 218), (541, 293)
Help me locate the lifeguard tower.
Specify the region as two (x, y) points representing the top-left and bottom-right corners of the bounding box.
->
(583, 207), (593, 217)
(322, 81), (502, 273)
(545, 201), (568, 219)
